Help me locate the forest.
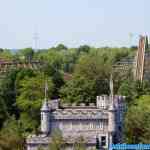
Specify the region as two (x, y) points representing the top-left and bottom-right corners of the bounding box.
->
(0, 44), (150, 149)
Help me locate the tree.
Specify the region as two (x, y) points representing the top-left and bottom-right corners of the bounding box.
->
(55, 44), (67, 51)
(0, 49), (13, 60)
(16, 73), (54, 132)
(61, 48), (78, 73)
(118, 80), (150, 104)
(60, 76), (96, 104)
(39, 49), (67, 96)
(118, 80), (136, 103)
(0, 69), (19, 128)
(125, 95), (150, 143)
(73, 136), (86, 150)
(42, 62), (64, 98)
(60, 52), (111, 104)
(37, 146), (44, 150)
(0, 69), (35, 129)
(77, 45), (90, 54)
(0, 48), (4, 52)
(0, 97), (8, 129)
(15, 68), (36, 90)
(48, 129), (66, 150)
(0, 117), (25, 150)
(75, 52), (111, 81)
(18, 48), (34, 62)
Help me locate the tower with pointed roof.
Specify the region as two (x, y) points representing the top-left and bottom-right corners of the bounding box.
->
(41, 81), (50, 134)
(108, 75), (116, 144)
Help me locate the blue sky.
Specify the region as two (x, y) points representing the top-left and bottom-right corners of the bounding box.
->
(0, 0), (149, 49)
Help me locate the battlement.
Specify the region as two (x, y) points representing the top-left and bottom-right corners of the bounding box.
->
(46, 95), (125, 111)
(62, 102), (96, 108)
(96, 95), (126, 110)
(96, 95), (110, 109)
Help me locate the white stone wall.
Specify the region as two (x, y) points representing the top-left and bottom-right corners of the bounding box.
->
(51, 119), (108, 134)
(27, 144), (96, 150)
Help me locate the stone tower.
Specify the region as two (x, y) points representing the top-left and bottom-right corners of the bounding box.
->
(41, 82), (50, 134)
(96, 95), (108, 109)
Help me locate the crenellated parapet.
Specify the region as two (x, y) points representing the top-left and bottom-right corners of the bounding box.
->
(96, 95), (110, 109)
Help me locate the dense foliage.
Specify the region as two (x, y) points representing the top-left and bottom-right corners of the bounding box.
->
(0, 44), (150, 149)
(125, 95), (150, 143)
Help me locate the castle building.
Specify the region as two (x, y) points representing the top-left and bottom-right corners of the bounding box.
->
(26, 80), (125, 150)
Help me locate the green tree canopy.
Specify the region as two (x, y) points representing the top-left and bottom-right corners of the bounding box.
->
(118, 80), (150, 103)
(73, 136), (86, 150)
(55, 44), (68, 51)
(16, 73), (54, 132)
(48, 129), (66, 150)
(125, 95), (150, 143)
(0, 49), (13, 60)
(77, 45), (90, 54)
(60, 52), (111, 104)
(0, 69), (19, 128)
(17, 48), (34, 62)
(60, 76), (96, 104)
(0, 116), (25, 150)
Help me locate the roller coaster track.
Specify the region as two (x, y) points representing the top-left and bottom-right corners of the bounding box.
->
(113, 36), (149, 81)
(0, 60), (43, 74)
(0, 60), (134, 78)
(134, 36), (146, 81)
(113, 62), (134, 73)
(0, 59), (73, 81)
(0, 35), (148, 82)
(112, 56), (135, 79)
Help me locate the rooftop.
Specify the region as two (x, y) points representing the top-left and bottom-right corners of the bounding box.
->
(52, 108), (108, 120)
(27, 134), (97, 145)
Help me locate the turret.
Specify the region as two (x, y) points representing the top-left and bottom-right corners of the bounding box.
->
(108, 98), (116, 133)
(41, 100), (50, 134)
(96, 95), (109, 109)
(41, 81), (50, 134)
(108, 75), (116, 145)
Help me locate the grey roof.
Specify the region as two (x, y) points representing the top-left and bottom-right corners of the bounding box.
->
(27, 134), (97, 145)
(51, 109), (108, 120)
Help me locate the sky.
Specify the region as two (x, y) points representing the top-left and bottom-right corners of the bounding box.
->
(0, 0), (149, 49)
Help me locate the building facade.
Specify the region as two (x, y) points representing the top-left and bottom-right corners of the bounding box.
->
(26, 94), (125, 150)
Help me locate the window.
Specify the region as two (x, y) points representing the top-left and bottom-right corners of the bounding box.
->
(94, 121), (102, 129)
(90, 122), (93, 129)
(41, 113), (43, 120)
(118, 125), (122, 132)
(101, 136), (106, 146)
(62, 121), (69, 130)
(72, 121), (80, 130)
(99, 121), (103, 130)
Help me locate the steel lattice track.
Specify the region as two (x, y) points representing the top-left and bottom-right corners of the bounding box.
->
(0, 60), (43, 74)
